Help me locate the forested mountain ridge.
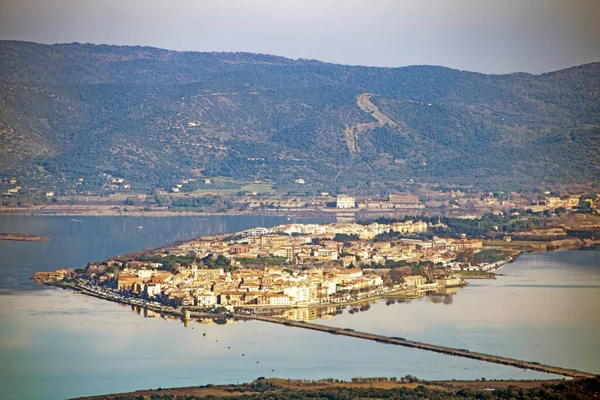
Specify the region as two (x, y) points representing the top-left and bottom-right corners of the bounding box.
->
(1, 41), (598, 193)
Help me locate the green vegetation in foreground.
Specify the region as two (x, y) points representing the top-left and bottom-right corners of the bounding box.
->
(84, 376), (600, 399)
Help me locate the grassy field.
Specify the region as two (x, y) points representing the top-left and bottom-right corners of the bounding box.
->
(240, 183), (275, 194)
(190, 188), (240, 195)
(189, 182), (274, 195)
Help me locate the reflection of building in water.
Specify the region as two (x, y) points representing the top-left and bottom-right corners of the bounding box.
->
(131, 305), (161, 318)
(317, 306), (338, 319)
(436, 286), (459, 295)
(385, 298), (414, 305)
(183, 318), (191, 328)
(279, 305), (348, 321)
(389, 290), (427, 300)
(281, 307), (319, 322)
(428, 293), (454, 305)
(196, 318), (214, 325)
(212, 317), (234, 325)
(144, 308), (157, 318)
(336, 213), (356, 223)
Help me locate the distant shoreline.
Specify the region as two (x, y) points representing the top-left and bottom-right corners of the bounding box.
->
(0, 205), (331, 218)
(0, 233), (50, 242)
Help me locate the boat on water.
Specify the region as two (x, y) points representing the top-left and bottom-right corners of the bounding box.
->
(71, 219), (82, 223)
(138, 226), (143, 229)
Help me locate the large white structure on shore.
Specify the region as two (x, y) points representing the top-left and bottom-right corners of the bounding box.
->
(336, 195), (356, 209)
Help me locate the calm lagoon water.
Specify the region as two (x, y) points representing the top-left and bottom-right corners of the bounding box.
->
(0, 215), (331, 292)
(0, 216), (598, 399)
(317, 250), (600, 375)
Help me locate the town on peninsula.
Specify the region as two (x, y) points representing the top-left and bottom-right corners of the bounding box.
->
(29, 207), (600, 380)
(33, 217), (514, 317)
(29, 187), (600, 319)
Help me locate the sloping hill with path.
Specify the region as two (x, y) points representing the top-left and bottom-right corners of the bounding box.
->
(1, 41), (599, 193)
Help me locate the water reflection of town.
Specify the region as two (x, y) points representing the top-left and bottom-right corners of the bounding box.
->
(278, 287), (460, 321)
(129, 304), (241, 328)
(128, 287), (460, 326)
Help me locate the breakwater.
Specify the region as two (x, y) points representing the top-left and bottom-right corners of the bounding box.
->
(238, 315), (596, 379)
(53, 283), (596, 379)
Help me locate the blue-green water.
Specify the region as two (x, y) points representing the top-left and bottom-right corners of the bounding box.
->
(0, 216), (598, 399)
(0, 215), (330, 292)
(317, 250), (600, 374)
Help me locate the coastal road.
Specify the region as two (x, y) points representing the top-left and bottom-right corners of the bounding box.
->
(67, 284), (596, 379)
(238, 314), (597, 379)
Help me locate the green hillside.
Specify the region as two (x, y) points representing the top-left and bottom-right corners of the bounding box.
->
(1, 41), (598, 194)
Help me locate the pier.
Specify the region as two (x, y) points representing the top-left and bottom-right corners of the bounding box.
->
(238, 315), (596, 379)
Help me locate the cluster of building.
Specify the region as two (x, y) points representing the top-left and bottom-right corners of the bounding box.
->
(33, 269), (75, 282)
(104, 221), (474, 305)
(541, 194), (597, 211)
(36, 221), (481, 309)
(3, 178), (20, 194)
(192, 221), (431, 265)
(336, 194), (424, 209)
(106, 263), (385, 308)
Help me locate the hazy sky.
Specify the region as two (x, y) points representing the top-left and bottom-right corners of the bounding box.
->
(1, 0), (599, 74)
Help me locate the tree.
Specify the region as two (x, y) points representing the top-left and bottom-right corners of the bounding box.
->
(389, 269), (404, 283)
(456, 250), (474, 263)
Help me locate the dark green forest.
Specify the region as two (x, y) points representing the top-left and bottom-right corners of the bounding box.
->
(1, 41), (599, 193)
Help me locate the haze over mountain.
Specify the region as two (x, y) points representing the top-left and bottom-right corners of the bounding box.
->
(1, 41), (599, 193)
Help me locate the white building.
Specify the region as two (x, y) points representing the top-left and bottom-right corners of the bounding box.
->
(258, 293), (291, 306)
(283, 286), (311, 303)
(146, 283), (162, 297)
(336, 195), (356, 209)
(137, 269), (157, 280)
(241, 227), (271, 237)
(320, 281), (337, 295)
(196, 292), (217, 306)
(301, 224), (327, 235)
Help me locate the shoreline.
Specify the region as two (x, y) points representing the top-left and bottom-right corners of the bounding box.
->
(45, 280), (437, 314)
(44, 282), (598, 380)
(0, 205), (333, 218)
(74, 377), (590, 400)
(0, 233), (51, 242)
(0, 204), (424, 218)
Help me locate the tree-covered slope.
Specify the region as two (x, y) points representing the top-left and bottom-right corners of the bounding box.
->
(0, 41), (598, 192)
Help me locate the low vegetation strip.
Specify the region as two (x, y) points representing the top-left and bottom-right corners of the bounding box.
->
(0, 233), (50, 241)
(357, 93), (397, 127)
(76, 376), (600, 399)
